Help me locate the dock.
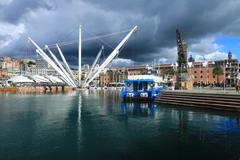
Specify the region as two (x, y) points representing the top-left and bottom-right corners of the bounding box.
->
(155, 90), (240, 112)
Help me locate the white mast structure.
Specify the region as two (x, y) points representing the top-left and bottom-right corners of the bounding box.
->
(85, 26), (138, 86)
(78, 25), (82, 86)
(83, 46), (104, 87)
(28, 37), (75, 87)
(45, 45), (77, 87)
(56, 44), (76, 80)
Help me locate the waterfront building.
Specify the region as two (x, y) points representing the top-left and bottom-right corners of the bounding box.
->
(0, 57), (21, 76)
(188, 61), (225, 86)
(127, 66), (146, 75)
(31, 56), (57, 75)
(99, 67), (127, 87)
(225, 51), (240, 86)
(0, 69), (8, 80)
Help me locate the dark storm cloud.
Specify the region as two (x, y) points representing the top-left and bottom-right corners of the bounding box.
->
(0, 0), (240, 65)
(0, 0), (51, 24)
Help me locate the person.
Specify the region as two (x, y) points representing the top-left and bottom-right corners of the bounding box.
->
(236, 83), (239, 94)
(238, 83), (240, 94)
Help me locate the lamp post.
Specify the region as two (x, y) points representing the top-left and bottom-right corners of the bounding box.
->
(180, 63), (183, 91)
(224, 59), (227, 93)
(200, 62), (202, 92)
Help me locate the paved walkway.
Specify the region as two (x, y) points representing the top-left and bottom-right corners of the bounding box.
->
(173, 87), (240, 95)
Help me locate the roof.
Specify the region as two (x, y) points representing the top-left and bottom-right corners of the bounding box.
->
(127, 75), (163, 82)
(46, 75), (64, 83)
(8, 75), (34, 83)
(31, 75), (50, 83)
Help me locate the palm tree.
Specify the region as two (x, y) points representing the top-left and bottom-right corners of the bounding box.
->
(213, 66), (223, 84)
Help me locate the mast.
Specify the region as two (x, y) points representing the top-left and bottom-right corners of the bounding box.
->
(78, 25), (82, 86)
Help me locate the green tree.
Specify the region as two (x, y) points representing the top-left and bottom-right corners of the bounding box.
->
(140, 69), (148, 75)
(167, 68), (175, 76)
(27, 61), (36, 67)
(213, 66), (223, 84)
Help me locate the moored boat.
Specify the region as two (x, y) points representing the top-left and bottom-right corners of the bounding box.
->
(121, 75), (164, 101)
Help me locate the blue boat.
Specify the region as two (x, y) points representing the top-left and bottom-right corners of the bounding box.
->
(121, 75), (164, 101)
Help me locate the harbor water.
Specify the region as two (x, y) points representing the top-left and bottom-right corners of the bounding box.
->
(0, 90), (240, 160)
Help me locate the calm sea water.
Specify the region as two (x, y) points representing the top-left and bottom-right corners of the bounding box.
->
(0, 90), (240, 160)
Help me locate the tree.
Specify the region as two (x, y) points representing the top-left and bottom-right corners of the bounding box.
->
(27, 61), (36, 67)
(160, 68), (175, 80)
(213, 67), (223, 84)
(140, 69), (148, 75)
(167, 68), (175, 76)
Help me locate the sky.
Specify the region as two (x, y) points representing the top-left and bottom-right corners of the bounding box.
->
(0, 0), (240, 67)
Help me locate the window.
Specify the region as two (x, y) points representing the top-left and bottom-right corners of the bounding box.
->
(194, 71), (197, 74)
(213, 76), (215, 78)
(200, 76), (203, 78)
(194, 76), (197, 79)
(200, 71), (203, 73)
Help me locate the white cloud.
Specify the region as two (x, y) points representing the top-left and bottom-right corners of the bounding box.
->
(194, 51), (228, 61)
(189, 37), (224, 54)
(111, 58), (135, 66)
(0, 23), (25, 48)
(189, 36), (229, 61)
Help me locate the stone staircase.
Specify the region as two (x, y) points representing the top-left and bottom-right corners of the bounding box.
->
(155, 91), (240, 111)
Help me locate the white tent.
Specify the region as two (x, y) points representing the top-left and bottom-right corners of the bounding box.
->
(46, 76), (64, 83)
(31, 75), (50, 83)
(7, 75), (34, 83)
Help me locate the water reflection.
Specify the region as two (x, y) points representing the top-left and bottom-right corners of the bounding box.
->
(121, 102), (155, 116)
(0, 91), (240, 160)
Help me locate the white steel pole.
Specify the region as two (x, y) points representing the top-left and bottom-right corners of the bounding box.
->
(56, 44), (76, 80)
(45, 45), (76, 87)
(84, 46), (104, 87)
(86, 26), (138, 86)
(79, 25), (82, 86)
(36, 49), (73, 86)
(28, 37), (74, 86)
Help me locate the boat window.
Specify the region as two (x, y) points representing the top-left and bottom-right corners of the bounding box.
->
(133, 82), (138, 91)
(139, 82), (143, 90)
(143, 82), (148, 91)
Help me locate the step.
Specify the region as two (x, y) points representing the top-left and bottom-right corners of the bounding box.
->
(157, 95), (240, 103)
(161, 91), (240, 99)
(157, 101), (240, 112)
(157, 96), (240, 106)
(156, 99), (240, 110)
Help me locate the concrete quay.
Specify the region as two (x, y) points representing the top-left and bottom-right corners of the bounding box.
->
(155, 88), (240, 112)
(0, 86), (74, 93)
